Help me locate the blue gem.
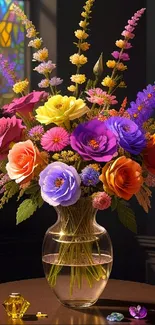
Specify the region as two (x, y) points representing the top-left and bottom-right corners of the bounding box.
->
(107, 312), (124, 322)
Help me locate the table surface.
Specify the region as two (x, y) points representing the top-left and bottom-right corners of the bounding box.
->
(0, 278), (155, 324)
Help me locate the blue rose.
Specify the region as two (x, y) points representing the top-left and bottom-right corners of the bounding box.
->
(39, 162), (81, 206)
(105, 116), (146, 155)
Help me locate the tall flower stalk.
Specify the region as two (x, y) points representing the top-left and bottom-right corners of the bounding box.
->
(10, 4), (62, 95)
(68, 0), (95, 98)
(100, 8), (145, 113)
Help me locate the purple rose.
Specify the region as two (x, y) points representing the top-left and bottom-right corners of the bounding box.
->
(70, 119), (117, 162)
(0, 116), (25, 160)
(105, 116), (146, 155)
(39, 162), (81, 206)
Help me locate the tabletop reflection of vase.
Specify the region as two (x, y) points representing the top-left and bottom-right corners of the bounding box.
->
(42, 198), (113, 308)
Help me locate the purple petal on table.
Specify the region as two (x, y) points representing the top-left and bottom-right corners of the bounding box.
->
(129, 305), (147, 319)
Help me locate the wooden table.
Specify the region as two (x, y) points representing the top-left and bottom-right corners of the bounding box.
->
(0, 278), (155, 324)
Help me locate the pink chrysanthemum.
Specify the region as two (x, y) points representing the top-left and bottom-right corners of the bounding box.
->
(41, 127), (70, 152)
(86, 88), (118, 105)
(92, 192), (111, 210)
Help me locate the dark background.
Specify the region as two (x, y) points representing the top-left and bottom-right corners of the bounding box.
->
(1, 0), (155, 285)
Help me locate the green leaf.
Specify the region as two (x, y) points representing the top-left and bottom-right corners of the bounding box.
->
(25, 184), (40, 195)
(37, 194), (44, 208)
(16, 199), (38, 225)
(117, 200), (137, 233)
(111, 196), (118, 211)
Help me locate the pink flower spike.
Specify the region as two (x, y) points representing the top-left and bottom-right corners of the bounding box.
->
(122, 30), (135, 39)
(111, 51), (120, 59)
(124, 42), (132, 49)
(41, 127), (70, 152)
(120, 53), (130, 61)
(125, 25), (135, 32)
(128, 19), (137, 26)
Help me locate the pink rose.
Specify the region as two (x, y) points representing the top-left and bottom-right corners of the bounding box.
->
(0, 116), (25, 160)
(3, 91), (48, 117)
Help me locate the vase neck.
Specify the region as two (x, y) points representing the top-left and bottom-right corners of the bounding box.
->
(55, 198), (98, 235)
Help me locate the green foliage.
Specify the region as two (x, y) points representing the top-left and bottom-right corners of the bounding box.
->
(111, 196), (118, 211)
(0, 160), (7, 173)
(16, 199), (38, 225)
(117, 200), (137, 234)
(16, 186), (44, 224)
(0, 181), (19, 209)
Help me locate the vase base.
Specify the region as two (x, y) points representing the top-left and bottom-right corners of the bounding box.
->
(60, 299), (97, 309)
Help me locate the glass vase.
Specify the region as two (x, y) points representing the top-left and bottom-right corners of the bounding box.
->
(42, 198), (113, 308)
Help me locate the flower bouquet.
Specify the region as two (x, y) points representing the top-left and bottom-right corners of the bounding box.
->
(0, 0), (155, 307)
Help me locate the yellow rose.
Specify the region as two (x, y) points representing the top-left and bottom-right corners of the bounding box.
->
(35, 95), (88, 126)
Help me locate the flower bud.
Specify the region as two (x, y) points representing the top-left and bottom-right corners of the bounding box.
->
(93, 53), (103, 77)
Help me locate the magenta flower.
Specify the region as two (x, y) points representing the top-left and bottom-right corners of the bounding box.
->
(3, 91), (48, 117)
(92, 192), (111, 210)
(0, 116), (25, 160)
(112, 51), (130, 61)
(129, 305), (147, 319)
(86, 88), (118, 105)
(70, 119), (118, 162)
(41, 127), (70, 152)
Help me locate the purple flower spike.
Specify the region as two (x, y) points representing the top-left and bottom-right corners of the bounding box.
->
(129, 305), (147, 319)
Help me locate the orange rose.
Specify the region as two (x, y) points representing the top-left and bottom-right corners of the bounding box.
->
(6, 140), (43, 184)
(99, 156), (143, 200)
(143, 135), (155, 175)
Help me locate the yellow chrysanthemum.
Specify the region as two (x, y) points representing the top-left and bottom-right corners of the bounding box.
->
(77, 42), (90, 51)
(26, 27), (37, 38)
(102, 76), (116, 88)
(79, 20), (89, 29)
(70, 53), (87, 66)
(106, 60), (116, 68)
(75, 30), (88, 40)
(13, 79), (29, 94)
(116, 39), (126, 49)
(67, 85), (76, 92)
(116, 63), (127, 71)
(35, 95), (88, 126)
(71, 74), (86, 84)
(33, 48), (48, 62)
(28, 38), (42, 49)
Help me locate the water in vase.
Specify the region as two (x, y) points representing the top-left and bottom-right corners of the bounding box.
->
(43, 253), (112, 308)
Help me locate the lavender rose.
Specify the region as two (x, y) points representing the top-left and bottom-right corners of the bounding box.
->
(105, 116), (146, 155)
(0, 116), (25, 160)
(39, 162), (81, 206)
(70, 119), (117, 162)
(3, 91), (48, 117)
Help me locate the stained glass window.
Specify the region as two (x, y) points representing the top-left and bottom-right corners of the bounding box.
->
(0, 0), (25, 103)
